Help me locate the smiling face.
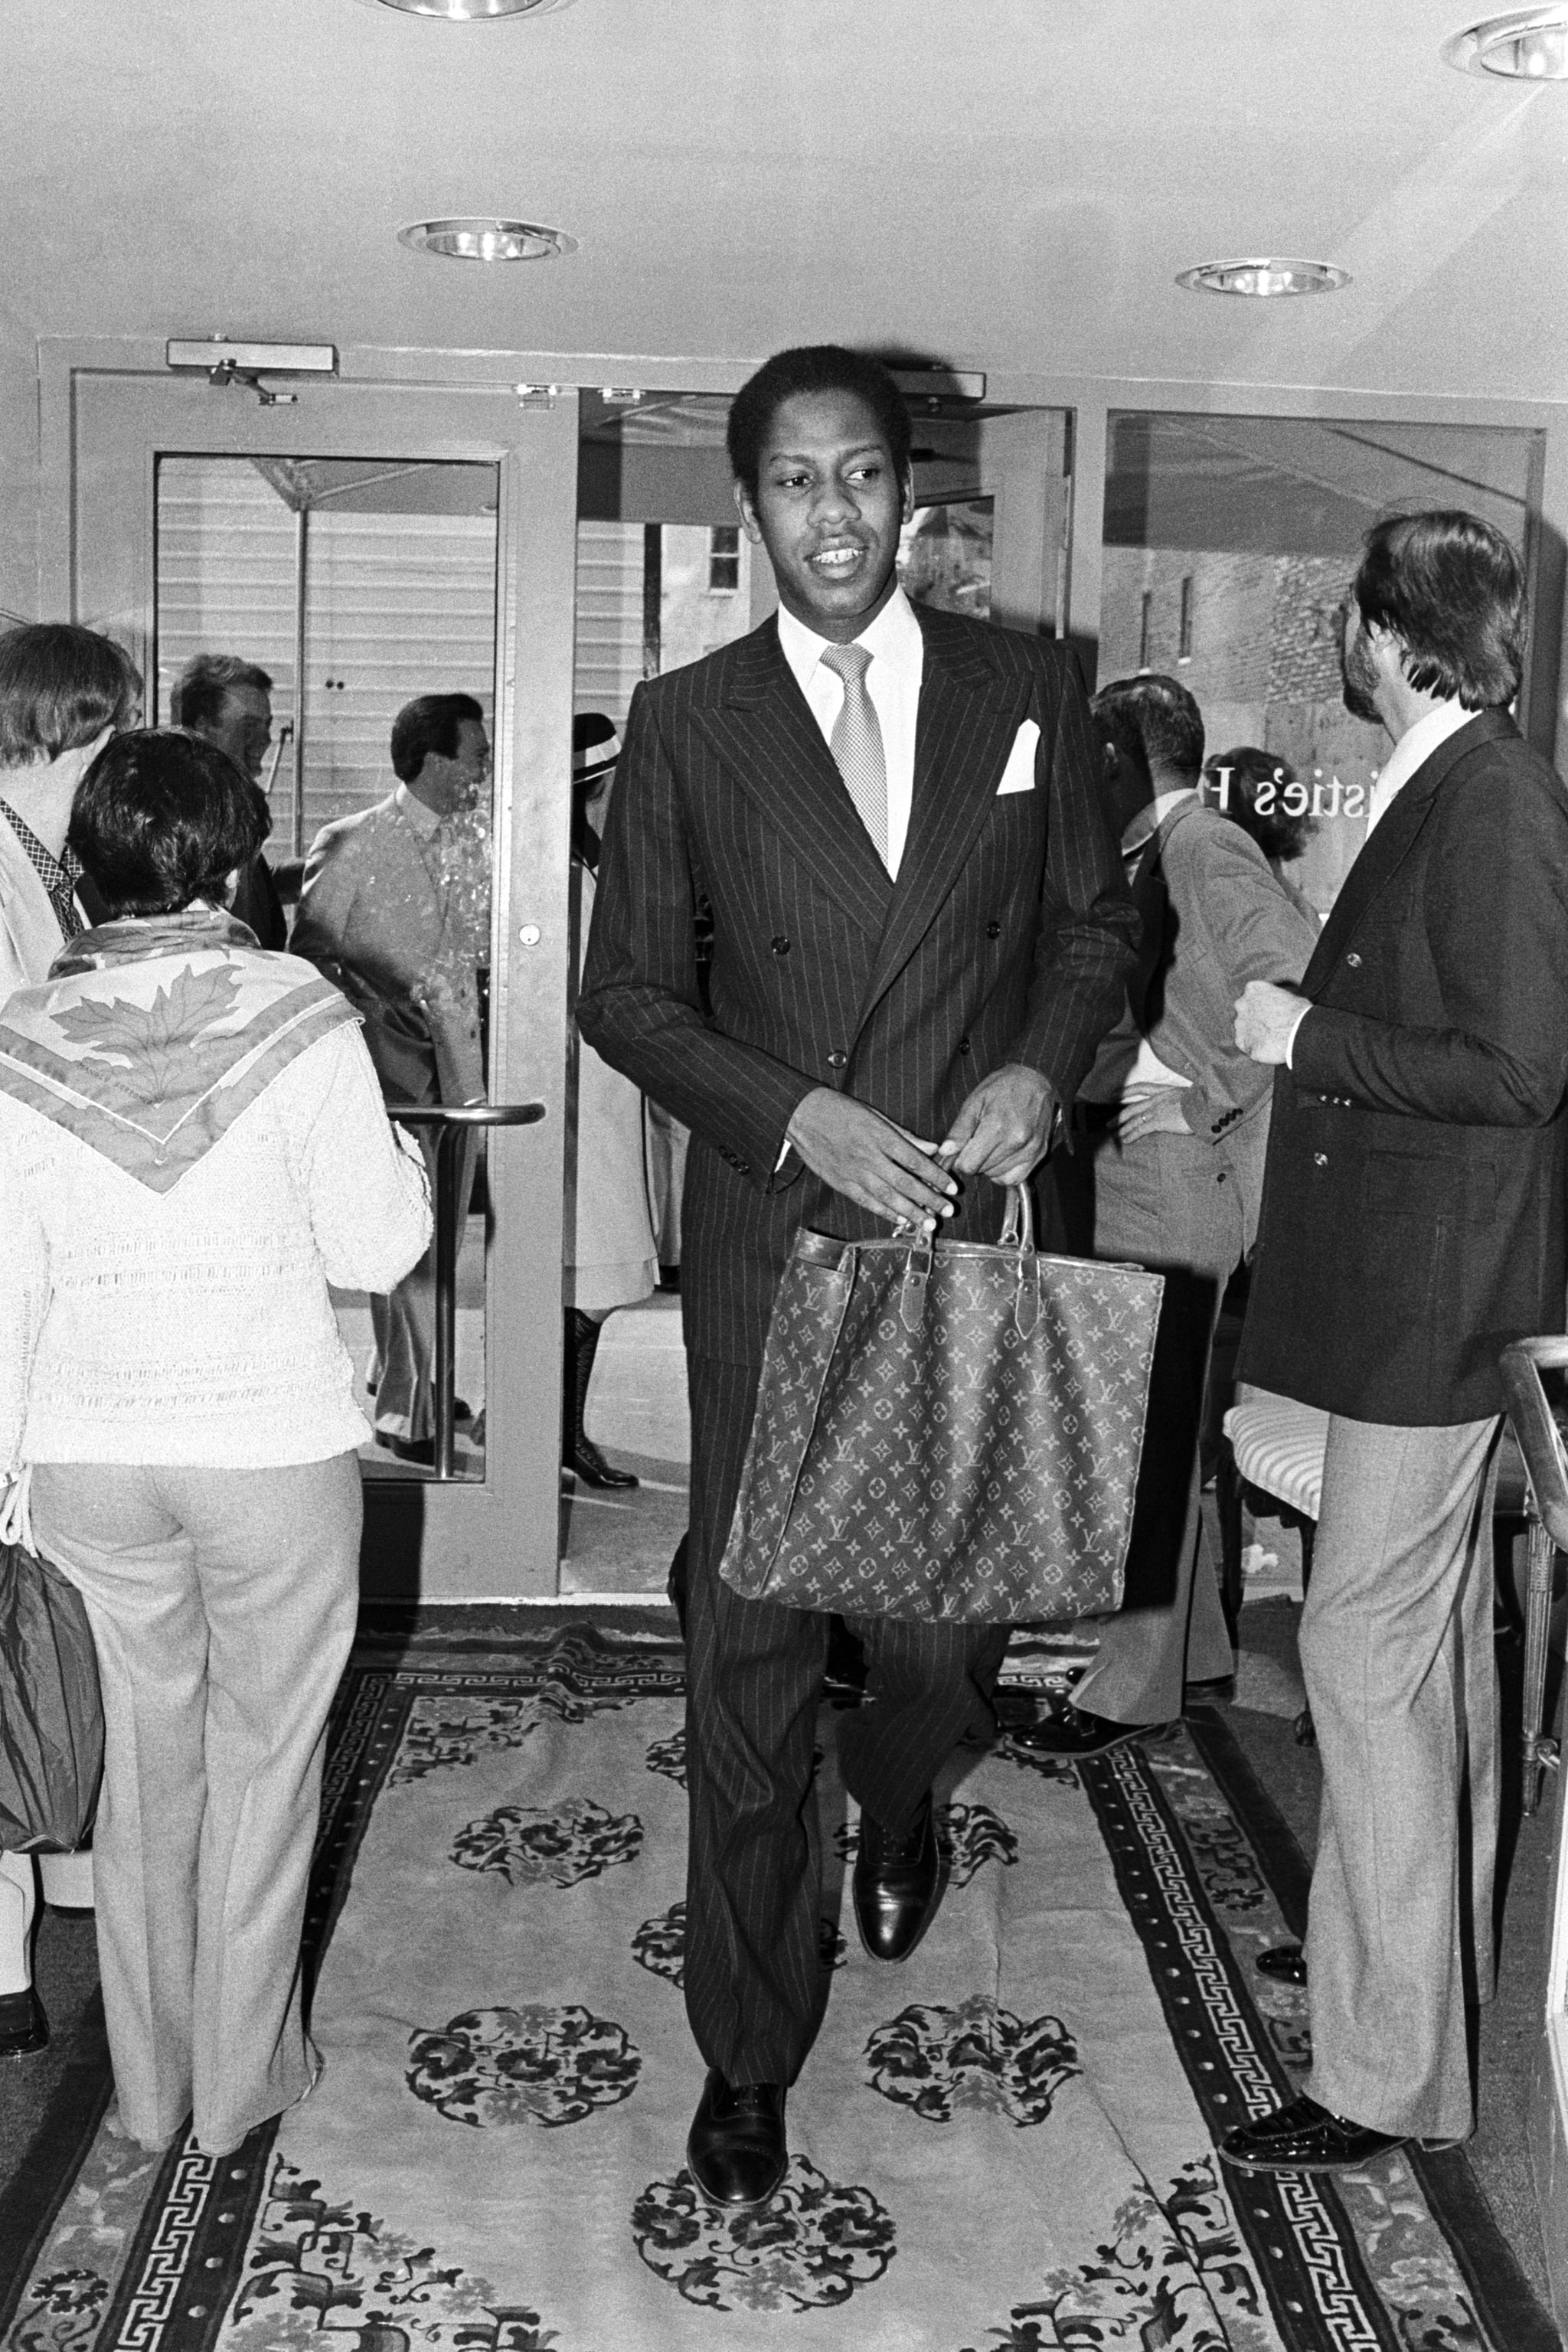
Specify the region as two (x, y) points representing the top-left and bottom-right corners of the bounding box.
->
(736, 388), (912, 642)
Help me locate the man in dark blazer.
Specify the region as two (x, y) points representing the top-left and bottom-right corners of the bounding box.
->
(579, 345), (1136, 2208)
(1220, 511), (1568, 2174)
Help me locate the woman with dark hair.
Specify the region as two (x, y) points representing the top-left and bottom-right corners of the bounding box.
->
(0, 729), (430, 2155)
(1204, 745), (1321, 929)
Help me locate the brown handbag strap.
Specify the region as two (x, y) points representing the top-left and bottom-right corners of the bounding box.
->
(900, 1184), (1040, 1337)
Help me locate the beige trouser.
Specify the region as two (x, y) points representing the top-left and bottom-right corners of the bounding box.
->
(1302, 1412), (1501, 2141)
(31, 1455), (361, 2154)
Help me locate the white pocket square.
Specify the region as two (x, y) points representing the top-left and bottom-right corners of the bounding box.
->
(995, 720), (1040, 795)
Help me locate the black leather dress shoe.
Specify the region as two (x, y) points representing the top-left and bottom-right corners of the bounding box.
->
(1255, 1942), (1308, 1986)
(0, 1987), (47, 2058)
(1219, 2093), (1407, 2173)
(686, 2070), (787, 2209)
(854, 1796), (940, 1962)
(564, 1434), (639, 1490)
(1008, 1704), (1161, 1758)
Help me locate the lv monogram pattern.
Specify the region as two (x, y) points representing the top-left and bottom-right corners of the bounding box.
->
(720, 1230), (1163, 1622)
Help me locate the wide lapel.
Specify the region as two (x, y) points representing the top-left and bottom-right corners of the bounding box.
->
(854, 607), (1028, 1026)
(693, 621), (893, 942)
(1302, 707), (1514, 991)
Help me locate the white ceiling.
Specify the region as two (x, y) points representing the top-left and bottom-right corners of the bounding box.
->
(6, 0), (1568, 403)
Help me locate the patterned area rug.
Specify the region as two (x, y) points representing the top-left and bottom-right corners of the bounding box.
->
(2, 1621), (1554, 2352)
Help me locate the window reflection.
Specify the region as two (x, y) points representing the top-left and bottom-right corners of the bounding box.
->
(1100, 413), (1540, 916)
(155, 455), (500, 1482)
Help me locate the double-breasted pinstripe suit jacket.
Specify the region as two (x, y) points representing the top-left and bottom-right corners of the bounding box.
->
(577, 604), (1138, 1371)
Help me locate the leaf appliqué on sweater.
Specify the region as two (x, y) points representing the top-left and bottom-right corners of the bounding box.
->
(51, 963), (244, 1100)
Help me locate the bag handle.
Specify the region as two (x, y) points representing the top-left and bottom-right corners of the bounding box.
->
(1001, 1183), (1043, 1340)
(998, 1183), (1034, 1253)
(898, 1182), (1042, 1339)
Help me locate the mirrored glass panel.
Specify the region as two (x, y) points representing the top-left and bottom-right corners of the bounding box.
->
(155, 454), (500, 1483)
(560, 394), (764, 1594)
(1100, 415), (1541, 915)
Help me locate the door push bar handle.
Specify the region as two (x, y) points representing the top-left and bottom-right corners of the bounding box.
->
(1499, 1337), (1568, 1817)
(387, 1102), (547, 1481)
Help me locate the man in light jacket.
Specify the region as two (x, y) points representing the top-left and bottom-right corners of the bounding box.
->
(291, 692), (490, 1462)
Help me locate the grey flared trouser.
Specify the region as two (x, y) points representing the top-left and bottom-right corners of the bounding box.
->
(1300, 1411), (1500, 2141)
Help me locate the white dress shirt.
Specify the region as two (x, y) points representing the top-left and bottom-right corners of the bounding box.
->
(394, 781), (442, 837)
(1284, 697), (1475, 1065)
(1363, 698), (1475, 837)
(776, 586), (924, 878)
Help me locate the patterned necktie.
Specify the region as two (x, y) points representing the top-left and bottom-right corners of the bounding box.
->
(0, 798), (85, 940)
(821, 642), (889, 867)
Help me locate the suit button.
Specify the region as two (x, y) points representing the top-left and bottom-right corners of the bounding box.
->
(986, 921), (1001, 940)
(958, 1036), (972, 1055)
(1345, 952), (1363, 969)
(771, 936), (790, 955)
(828, 1051), (847, 1069)
(1314, 1152), (1328, 1167)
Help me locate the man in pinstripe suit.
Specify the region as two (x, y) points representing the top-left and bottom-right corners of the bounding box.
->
(579, 346), (1136, 2208)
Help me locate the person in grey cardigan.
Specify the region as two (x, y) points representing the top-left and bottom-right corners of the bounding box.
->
(1027, 673), (1318, 1756)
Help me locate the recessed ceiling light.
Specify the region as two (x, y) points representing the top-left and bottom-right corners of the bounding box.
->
(374, 0), (570, 16)
(1442, 9), (1568, 77)
(1177, 257), (1351, 298)
(399, 217), (577, 262)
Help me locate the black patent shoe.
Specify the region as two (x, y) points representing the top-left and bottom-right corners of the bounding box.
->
(1219, 2092), (1406, 2173)
(686, 2070), (788, 2209)
(0, 1987), (47, 2058)
(565, 1434), (639, 1490)
(1256, 1942), (1308, 1986)
(854, 1796), (940, 1963)
(1009, 1703), (1162, 1758)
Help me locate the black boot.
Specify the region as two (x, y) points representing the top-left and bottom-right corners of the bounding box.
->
(564, 1311), (638, 1489)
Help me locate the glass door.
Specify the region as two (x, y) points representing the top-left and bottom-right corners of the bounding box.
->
(63, 367), (580, 1599)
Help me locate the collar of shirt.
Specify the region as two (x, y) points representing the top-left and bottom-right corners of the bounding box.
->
(0, 797), (87, 937)
(394, 782), (444, 838)
(1120, 785), (1198, 860)
(776, 586), (924, 878)
(1364, 700), (1475, 837)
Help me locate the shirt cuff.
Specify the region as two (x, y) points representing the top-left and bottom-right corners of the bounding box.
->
(1283, 1002), (1313, 1068)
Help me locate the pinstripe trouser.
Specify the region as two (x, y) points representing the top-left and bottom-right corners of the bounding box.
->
(682, 1354), (1011, 2086)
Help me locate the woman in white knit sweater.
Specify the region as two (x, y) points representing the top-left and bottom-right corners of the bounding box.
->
(0, 729), (432, 2157)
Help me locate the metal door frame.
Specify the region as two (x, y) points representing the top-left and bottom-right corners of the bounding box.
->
(44, 347), (580, 1599)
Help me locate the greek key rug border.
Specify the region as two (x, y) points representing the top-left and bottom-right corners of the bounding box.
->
(1079, 1734), (1399, 2352)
